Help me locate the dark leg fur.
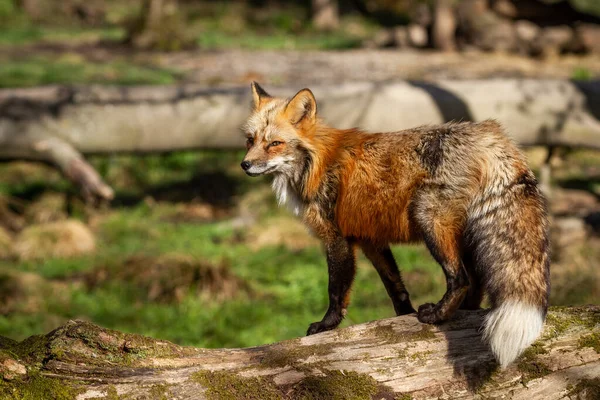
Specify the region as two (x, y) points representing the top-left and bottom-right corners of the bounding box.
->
(307, 237), (356, 335)
(459, 250), (483, 310)
(418, 258), (469, 323)
(360, 242), (416, 315)
(416, 220), (470, 324)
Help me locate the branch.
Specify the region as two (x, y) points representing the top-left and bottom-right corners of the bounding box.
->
(1, 306), (598, 399)
(0, 135), (113, 202)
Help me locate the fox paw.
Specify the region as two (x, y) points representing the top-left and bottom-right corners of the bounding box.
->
(396, 303), (417, 316)
(417, 303), (443, 324)
(306, 321), (333, 335)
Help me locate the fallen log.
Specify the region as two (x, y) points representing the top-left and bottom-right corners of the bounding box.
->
(0, 306), (598, 399)
(1, 80), (600, 200)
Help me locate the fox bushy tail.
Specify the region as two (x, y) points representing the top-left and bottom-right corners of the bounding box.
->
(467, 170), (550, 368)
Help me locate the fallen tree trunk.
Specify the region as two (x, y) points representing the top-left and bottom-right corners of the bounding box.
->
(1, 80), (600, 200)
(0, 306), (598, 399)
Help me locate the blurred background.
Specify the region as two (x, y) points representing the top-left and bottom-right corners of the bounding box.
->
(0, 0), (599, 349)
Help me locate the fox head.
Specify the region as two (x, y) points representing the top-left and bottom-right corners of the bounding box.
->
(240, 82), (318, 178)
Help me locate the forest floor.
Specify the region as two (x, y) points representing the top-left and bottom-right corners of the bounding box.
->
(0, 9), (599, 349)
(0, 148), (598, 349)
(1, 10), (600, 88)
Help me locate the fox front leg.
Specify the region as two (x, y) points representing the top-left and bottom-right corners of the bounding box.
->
(307, 236), (357, 335)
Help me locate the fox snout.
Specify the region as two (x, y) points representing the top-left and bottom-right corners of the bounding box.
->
(240, 159), (267, 177)
(240, 159), (258, 176)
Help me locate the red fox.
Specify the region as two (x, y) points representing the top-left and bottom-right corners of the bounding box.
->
(241, 82), (550, 368)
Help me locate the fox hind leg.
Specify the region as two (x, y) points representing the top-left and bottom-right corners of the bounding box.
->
(412, 194), (470, 324)
(360, 242), (416, 315)
(459, 249), (483, 310)
(418, 228), (469, 323)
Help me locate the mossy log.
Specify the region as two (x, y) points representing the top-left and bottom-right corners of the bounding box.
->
(1, 79), (600, 200)
(0, 306), (598, 399)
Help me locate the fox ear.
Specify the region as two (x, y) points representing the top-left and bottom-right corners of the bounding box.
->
(284, 88), (317, 126)
(251, 82), (272, 111)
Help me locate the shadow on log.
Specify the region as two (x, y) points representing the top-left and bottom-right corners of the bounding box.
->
(0, 306), (598, 399)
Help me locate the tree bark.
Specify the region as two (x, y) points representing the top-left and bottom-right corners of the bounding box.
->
(433, 0), (457, 51)
(1, 80), (600, 200)
(125, 0), (189, 51)
(18, 0), (41, 20)
(312, 0), (339, 31)
(0, 307), (598, 399)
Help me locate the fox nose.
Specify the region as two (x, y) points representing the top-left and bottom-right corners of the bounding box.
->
(241, 161), (251, 171)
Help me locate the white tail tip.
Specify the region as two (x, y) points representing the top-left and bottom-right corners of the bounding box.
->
(483, 301), (544, 368)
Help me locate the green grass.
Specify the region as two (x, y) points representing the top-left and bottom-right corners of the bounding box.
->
(0, 2), (376, 87)
(191, 2), (374, 50)
(0, 199), (444, 348)
(197, 30), (363, 51)
(0, 55), (180, 88)
(572, 67), (593, 81)
(0, 25), (124, 46)
(0, 148), (598, 349)
(0, 153), (445, 348)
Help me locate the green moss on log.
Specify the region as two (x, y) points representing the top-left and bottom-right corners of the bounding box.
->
(13, 320), (199, 369)
(293, 369), (379, 400)
(0, 336), (17, 350)
(12, 333), (51, 368)
(0, 373), (82, 400)
(258, 339), (333, 369)
(192, 370), (282, 400)
(192, 369), (380, 400)
(578, 332), (600, 353)
(104, 386), (121, 400)
(410, 350), (432, 360)
(368, 324), (436, 343)
(566, 378), (600, 398)
(546, 306), (600, 339)
(148, 384), (170, 400)
(517, 342), (551, 383)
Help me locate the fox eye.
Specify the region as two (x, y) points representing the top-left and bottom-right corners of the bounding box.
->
(270, 141), (283, 147)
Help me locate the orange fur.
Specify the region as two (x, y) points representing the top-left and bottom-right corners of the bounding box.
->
(302, 128), (426, 245)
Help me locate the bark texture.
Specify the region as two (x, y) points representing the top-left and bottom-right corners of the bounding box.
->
(312, 0), (339, 31)
(0, 307), (598, 399)
(1, 80), (600, 199)
(433, 0), (457, 51)
(125, 0), (190, 51)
